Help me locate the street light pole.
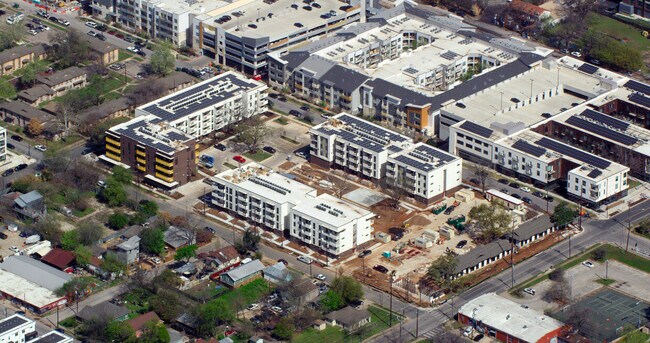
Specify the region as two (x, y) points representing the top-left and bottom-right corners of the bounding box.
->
(626, 203), (631, 252)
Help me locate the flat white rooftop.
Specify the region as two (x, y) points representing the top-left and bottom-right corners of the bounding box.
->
(213, 163), (316, 205)
(0, 270), (64, 309)
(459, 293), (564, 343)
(291, 193), (372, 228)
(152, 0), (230, 16)
(198, 0), (359, 41)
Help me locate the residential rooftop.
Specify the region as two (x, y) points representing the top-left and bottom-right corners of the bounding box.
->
(0, 255), (72, 291)
(143, 0), (230, 16)
(388, 142), (460, 172)
(213, 162), (317, 205)
(459, 293), (564, 343)
(108, 115), (194, 155)
(291, 193), (372, 228)
(313, 113), (411, 152)
(26, 331), (72, 343)
(223, 259), (265, 281)
(137, 71), (265, 124)
(197, 0), (360, 42)
(0, 269), (63, 308)
(36, 66), (86, 87)
(0, 314), (30, 335)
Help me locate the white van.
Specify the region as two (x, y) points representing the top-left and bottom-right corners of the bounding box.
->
(6, 13), (24, 25)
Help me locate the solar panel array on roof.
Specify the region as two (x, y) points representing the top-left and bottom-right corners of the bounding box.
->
(459, 121), (493, 138)
(628, 93), (650, 109)
(587, 169), (602, 178)
(339, 114), (408, 142)
(403, 67), (419, 75)
(577, 63), (598, 74)
(386, 145), (403, 153)
(581, 109), (629, 130)
(565, 116), (637, 146)
(0, 316), (28, 335)
(394, 154), (433, 171)
(535, 137), (611, 169)
(440, 51), (459, 60)
(511, 139), (546, 157)
(624, 80), (650, 95)
(413, 144), (457, 163)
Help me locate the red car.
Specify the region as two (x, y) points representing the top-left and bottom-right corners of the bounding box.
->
(116, 33), (124, 39)
(233, 155), (246, 163)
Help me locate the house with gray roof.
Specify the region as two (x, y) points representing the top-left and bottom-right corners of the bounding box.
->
(77, 301), (130, 322)
(325, 307), (371, 331)
(115, 236), (140, 265)
(35, 66), (87, 97)
(507, 215), (556, 248)
(0, 101), (56, 128)
(0, 44), (47, 77)
(0, 255), (72, 291)
(13, 190), (46, 220)
(220, 260), (264, 288)
(262, 262), (292, 284)
(18, 85), (55, 105)
(452, 239), (512, 278)
(164, 226), (196, 249)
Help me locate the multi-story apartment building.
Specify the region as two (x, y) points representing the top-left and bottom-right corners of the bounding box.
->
(0, 44), (47, 77)
(0, 314), (36, 343)
(135, 72), (268, 138)
(211, 163), (374, 257)
(386, 142), (462, 204)
(193, 0), (362, 75)
(211, 163), (317, 232)
(309, 113), (411, 180)
(0, 127), (6, 163)
(619, 0), (649, 18)
(101, 114), (197, 188)
(35, 66), (87, 97)
(289, 193), (374, 257)
(26, 331), (73, 343)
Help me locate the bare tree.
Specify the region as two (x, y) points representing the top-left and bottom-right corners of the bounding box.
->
(474, 163), (490, 195)
(326, 173), (353, 198)
(234, 117), (272, 153)
(565, 308), (592, 334)
(57, 101), (76, 138)
(428, 330), (466, 343)
(383, 172), (409, 209)
(543, 280), (570, 304)
(126, 80), (167, 107)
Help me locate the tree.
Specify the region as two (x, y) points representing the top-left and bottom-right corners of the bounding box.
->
(242, 228), (260, 252)
(272, 318), (295, 341)
(565, 308), (592, 334)
(580, 29), (643, 72)
(33, 215), (63, 245)
(234, 117), (272, 153)
(20, 60), (47, 87)
(150, 290), (181, 322)
(77, 222), (104, 246)
(75, 245), (92, 267)
(152, 269), (182, 290)
(0, 24), (25, 51)
(621, 329), (648, 343)
(636, 219), (650, 236)
(467, 202), (512, 243)
(25, 118), (43, 136)
(426, 254), (457, 289)
(111, 166), (133, 185)
(42, 146), (73, 175)
(60, 230), (80, 251)
(174, 244), (198, 262)
(428, 330), (466, 343)
(108, 211), (130, 230)
(331, 276), (364, 304)
(473, 163), (490, 194)
(552, 201), (576, 228)
(320, 289), (345, 312)
(79, 316), (111, 342)
(327, 173), (353, 199)
(292, 308), (321, 331)
(544, 280), (570, 303)
(106, 320), (135, 342)
(102, 252), (126, 274)
(50, 30), (94, 68)
(100, 179), (128, 207)
(140, 321), (170, 343)
(592, 247), (607, 261)
(383, 173), (409, 209)
(549, 268), (565, 282)
(0, 78), (16, 100)
(127, 80), (167, 106)
(139, 200), (159, 217)
(195, 300), (235, 336)
(140, 227), (165, 255)
(56, 276), (95, 300)
(149, 42), (175, 76)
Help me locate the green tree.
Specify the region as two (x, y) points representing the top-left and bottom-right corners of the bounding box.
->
(111, 166), (133, 185)
(552, 201), (577, 228)
(272, 318), (294, 341)
(106, 320), (136, 342)
(174, 244), (198, 262)
(140, 227), (165, 255)
(139, 200), (159, 217)
(61, 230), (80, 251)
(140, 322), (170, 343)
(426, 254), (457, 289)
(242, 228), (261, 251)
(621, 329), (649, 343)
(50, 30), (94, 69)
(149, 42), (175, 76)
(195, 300), (235, 336)
(77, 221), (104, 246)
(0, 78), (16, 100)
(152, 269), (181, 289)
(20, 60), (47, 86)
(56, 277), (95, 300)
(467, 202), (512, 243)
(150, 290), (181, 322)
(102, 252), (126, 274)
(108, 211), (130, 230)
(33, 215), (63, 245)
(74, 245), (92, 267)
(331, 276), (364, 304)
(320, 289), (345, 312)
(0, 24), (25, 51)
(580, 29), (642, 72)
(100, 179), (128, 207)
(234, 117), (272, 153)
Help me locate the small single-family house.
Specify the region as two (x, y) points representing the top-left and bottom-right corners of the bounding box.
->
(41, 248), (76, 271)
(325, 307), (371, 331)
(115, 236), (140, 265)
(220, 260), (264, 288)
(263, 262), (292, 284)
(77, 301), (130, 322)
(126, 311), (162, 338)
(13, 190), (46, 220)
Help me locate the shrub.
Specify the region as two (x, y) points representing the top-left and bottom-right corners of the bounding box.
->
(549, 268), (565, 282)
(592, 247), (607, 261)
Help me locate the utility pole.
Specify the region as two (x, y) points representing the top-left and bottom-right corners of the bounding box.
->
(510, 217), (515, 288)
(626, 203), (631, 252)
(399, 309), (403, 340)
(389, 273), (394, 327)
(415, 309), (419, 337)
(605, 259), (609, 279)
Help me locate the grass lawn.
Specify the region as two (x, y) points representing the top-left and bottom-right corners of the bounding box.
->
(280, 136), (300, 145)
(600, 244), (650, 273)
(587, 13), (650, 52)
(628, 179), (641, 189)
(123, 288), (153, 316)
(243, 151), (272, 162)
(59, 317), (79, 328)
(274, 117), (289, 125)
(118, 50), (135, 62)
(223, 162), (237, 169)
(293, 326), (345, 343)
(186, 281), (228, 301)
(104, 91), (123, 101)
(596, 278), (616, 286)
(219, 278), (270, 305)
(364, 305), (402, 338)
(134, 57), (145, 62)
(73, 207), (95, 218)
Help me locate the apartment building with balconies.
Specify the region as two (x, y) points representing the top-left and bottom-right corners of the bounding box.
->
(309, 113), (411, 180)
(0, 127), (6, 163)
(100, 114), (197, 188)
(289, 193), (374, 257)
(0, 44), (47, 77)
(135, 72), (267, 138)
(385, 142), (462, 204)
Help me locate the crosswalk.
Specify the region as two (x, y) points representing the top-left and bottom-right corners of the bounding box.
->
(420, 326), (443, 340)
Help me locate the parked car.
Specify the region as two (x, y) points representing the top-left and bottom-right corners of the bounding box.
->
(358, 250), (371, 258)
(10, 246), (19, 253)
(232, 155), (246, 163)
(294, 151), (307, 159)
(444, 205), (455, 215)
(300, 105), (310, 111)
(136, 50), (146, 57)
(500, 188), (509, 194)
(473, 333), (484, 341)
(463, 327), (473, 337)
(278, 259), (288, 266)
(582, 261), (594, 268)
(522, 197), (532, 204)
(6, 143), (14, 149)
(314, 274), (326, 281)
(2, 169), (14, 177)
(263, 146), (276, 154)
(270, 306), (283, 313)
(14, 163), (27, 171)
(520, 186), (530, 193)
(247, 303), (260, 310)
(523, 288), (536, 295)
(215, 143), (227, 151)
(498, 178), (509, 184)
(511, 193), (522, 199)
(97, 180), (106, 188)
(289, 109), (301, 116)
(87, 30), (97, 37)
(570, 51), (582, 58)
(11, 135), (22, 142)
(532, 191), (544, 198)
(0, 232), (7, 239)
(544, 195), (555, 202)
(469, 178), (479, 185)
(85, 21), (98, 28)
(297, 256), (312, 264)
(34, 145), (47, 152)
(373, 265), (389, 274)
(509, 182), (520, 189)
(96, 34), (107, 41)
(455, 240), (468, 249)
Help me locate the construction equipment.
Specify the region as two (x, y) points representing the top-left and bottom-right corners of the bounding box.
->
(432, 203), (447, 215)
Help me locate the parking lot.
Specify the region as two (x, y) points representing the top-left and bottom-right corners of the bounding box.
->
(0, 228), (27, 258)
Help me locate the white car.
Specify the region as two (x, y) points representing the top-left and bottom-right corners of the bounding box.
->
(314, 274), (326, 281)
(570, 51), (582, 58)
(97, 180), (106, 188)
(297, 255), (312, 264)
(247, 303), (260, 311)
(463, 326), (473, 337)
(59, 19), (70, 26)
(150, 257), (161, 264)
(523, 288), (536, 295)
(34, 145), (47, 152)
(270, 306), (283, 313)
(520, 187), (531, 193)
(85, 21), (97, 28)
(127, 46), (139, 53)
(9, 246), (19, 253)
(28, 30), (38, 36)
(39, 25), (50, 31)
(582, 261), (594, 268)
(268, 294), (278, 301)
(87, 30), (97, 37)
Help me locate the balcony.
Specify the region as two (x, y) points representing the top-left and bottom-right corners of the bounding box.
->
(155, 173), (174, 183)
(155, 158), (174, 167)
(136, 149), (146, 157)
(155, 164), (173, 173)
(136, 157), (146, 165)
(137, 164), (146, 172)
(105, 144), (121, 154)
(106, 136), (121, 146)
(106, 151), (121, 161)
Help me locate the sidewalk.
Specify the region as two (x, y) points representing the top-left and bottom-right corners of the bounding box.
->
(596, 180), (649, 219)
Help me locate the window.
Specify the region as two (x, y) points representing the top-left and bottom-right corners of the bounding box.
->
(537, 163), (540, 168)
(456, 140), (463, 146)
(582, 180), (586, 186)
(575, 185), (578, 191)
(537, 171), (540, 176)
(508, 152), (512, 157)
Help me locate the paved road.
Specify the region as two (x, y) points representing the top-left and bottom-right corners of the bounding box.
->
(268, 95), (327, 126)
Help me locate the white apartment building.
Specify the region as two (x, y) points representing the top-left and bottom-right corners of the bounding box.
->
(210, 163), (374, 257)
(386, 142), (463, 204)
(136, 71), (268, 138)
(567, 165), (628, 204)
(26, 331), (73, 343)
(0, 314), (36, 343)
(309, 113), (411, 180)
(0, 127), (6, 163)
(290, 194), (374, 256)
